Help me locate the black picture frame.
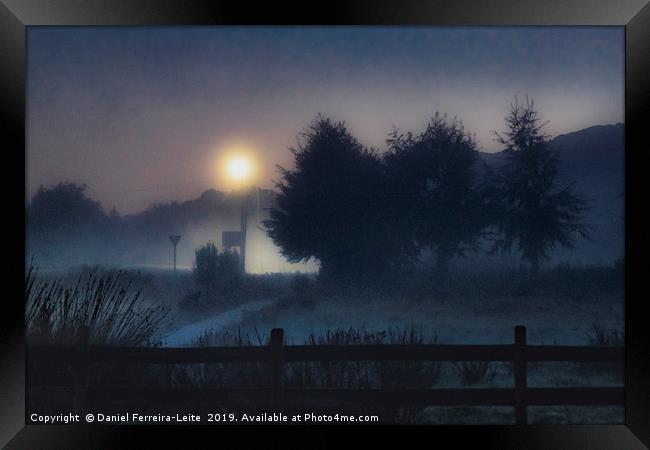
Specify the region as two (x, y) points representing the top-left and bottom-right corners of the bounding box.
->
(1, 1), (648, 448)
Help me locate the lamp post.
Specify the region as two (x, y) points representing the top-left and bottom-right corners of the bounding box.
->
(239, 176), (247, 274)
(228, 156), (252, 273)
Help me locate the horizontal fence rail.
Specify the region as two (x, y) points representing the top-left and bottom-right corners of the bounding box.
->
(27, 343), (624, 363)
(27, 326), (624, 424)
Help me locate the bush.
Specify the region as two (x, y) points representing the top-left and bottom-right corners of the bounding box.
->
(193, 241), (241, 295)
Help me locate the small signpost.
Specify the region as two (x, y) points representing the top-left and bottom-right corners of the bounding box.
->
(169, 235), (181, 273)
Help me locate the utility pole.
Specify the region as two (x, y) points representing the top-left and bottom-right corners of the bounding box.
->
(240, 183), (247, 273)
(169, 235), (181, 273)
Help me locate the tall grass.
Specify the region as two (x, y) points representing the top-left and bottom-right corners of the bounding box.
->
(25, 264), (169, 346)
(579, 323), (624, 379)
(586, 324), (624, 347)
(162, 325), (440, 423)
(292, 326), (442, 389)
(452, 361), (496, 386)
(183, 325), (442, 390)
(160, 328), (270, 390)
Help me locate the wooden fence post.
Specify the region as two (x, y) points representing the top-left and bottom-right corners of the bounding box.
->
(514, 325), (527, 425)
(270, 328), (284, 409)
(73, 326), (90, 414)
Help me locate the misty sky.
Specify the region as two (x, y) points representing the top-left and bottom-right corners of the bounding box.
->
(27, 26), (624, 214)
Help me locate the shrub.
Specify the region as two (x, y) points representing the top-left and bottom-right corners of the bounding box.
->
(193, 241), (241, 295)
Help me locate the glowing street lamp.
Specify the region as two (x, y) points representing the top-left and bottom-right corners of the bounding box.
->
(227, 156), (252, 184)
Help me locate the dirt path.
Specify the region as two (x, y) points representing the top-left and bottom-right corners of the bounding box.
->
(163, 297), (277, 347)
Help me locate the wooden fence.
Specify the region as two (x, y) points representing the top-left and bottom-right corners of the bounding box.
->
(27, 325), (624, 424)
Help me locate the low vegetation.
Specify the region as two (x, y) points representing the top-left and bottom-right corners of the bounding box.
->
(586, 324), (624, 347)
(25, 261), (624, 423)
(452, 362), (496, 386)
(25, 264), (169, 346)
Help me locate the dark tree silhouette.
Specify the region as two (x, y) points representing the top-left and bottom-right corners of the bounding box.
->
(264, 117), (395, 283)
(27, 182), (114, 264)
(385, 113), (487, 277)
(28, 182), (108, 234)
(491, 97), (589, 273)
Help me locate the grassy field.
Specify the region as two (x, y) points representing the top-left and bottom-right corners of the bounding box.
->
(26, 262), (624, 424)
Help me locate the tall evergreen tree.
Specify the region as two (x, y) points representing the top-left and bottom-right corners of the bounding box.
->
(491, 97), (589, 273)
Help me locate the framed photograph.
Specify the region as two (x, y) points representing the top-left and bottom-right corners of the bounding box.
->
(1, 0), (648, 448)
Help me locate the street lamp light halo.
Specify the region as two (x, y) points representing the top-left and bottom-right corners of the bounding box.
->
(227, 156), (252, 181)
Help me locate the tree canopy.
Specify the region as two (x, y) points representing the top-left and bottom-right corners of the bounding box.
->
(385, 113), (488, 276)
(28, 182), (108, 234)
(264, 117), (396, 283)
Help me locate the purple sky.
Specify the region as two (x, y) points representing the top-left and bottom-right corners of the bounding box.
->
(27, 26), (624, 214)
